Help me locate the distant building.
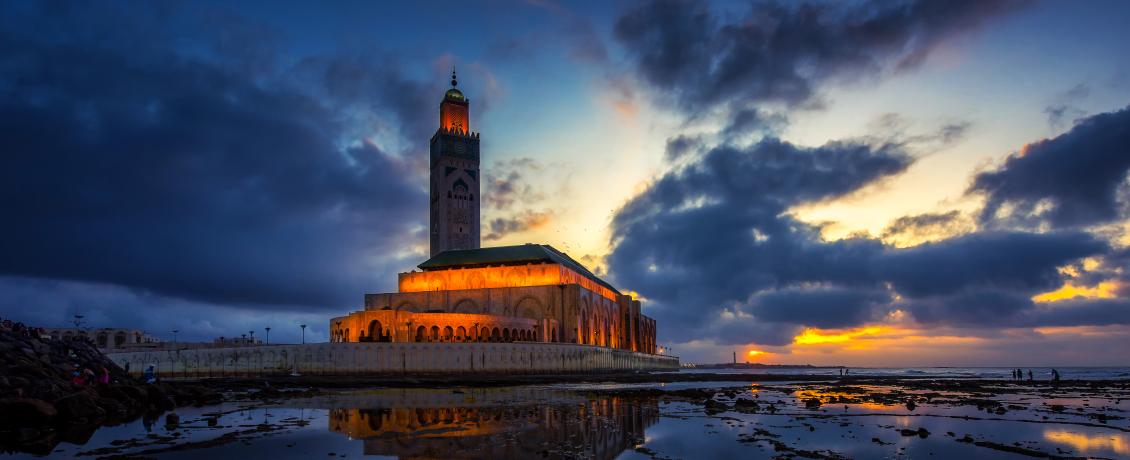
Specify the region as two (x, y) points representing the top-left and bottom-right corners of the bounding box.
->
(329, 71), (658, 354)
(43, 327), (160, 351)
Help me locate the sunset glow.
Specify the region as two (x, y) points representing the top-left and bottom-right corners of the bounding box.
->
(1032, 281), (1120, 303)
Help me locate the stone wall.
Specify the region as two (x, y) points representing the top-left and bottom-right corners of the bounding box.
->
(105, 342), (679, 378)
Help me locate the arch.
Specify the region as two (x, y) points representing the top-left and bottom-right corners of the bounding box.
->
(443, 326), (454, 341)
(502, 328), (511, 342)
(481, 327), (490, 342)
(514, 296), (545, 319)
(466, 272), (486, 290)
(114, 331), (127, 347)
(491, 327), (501, 342)
(430, 326), (440, 342)
(416, 326), (426, 342)
(396, 301), (422, 313)
(134, 332), (142, 344)
(452, 298), (480, 314)
(96, 332), (108, 347)
(368, 320), (384, 342)
(456, 326), (466, 341)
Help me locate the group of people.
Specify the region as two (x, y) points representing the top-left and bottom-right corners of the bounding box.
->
(0, 317), (46, 339)
(1011, 368), (1061, 381)
(71, 365), (111, 387)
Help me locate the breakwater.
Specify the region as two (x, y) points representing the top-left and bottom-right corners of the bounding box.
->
(106, 342), (679, 378)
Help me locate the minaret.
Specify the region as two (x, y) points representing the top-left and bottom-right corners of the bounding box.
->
(429, 69), (481, 256)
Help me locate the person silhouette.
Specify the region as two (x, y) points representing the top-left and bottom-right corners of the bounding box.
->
(1027, 369), (1033, 381)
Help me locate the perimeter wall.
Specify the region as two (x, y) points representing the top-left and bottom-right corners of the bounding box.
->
(105, 342), (679, 378)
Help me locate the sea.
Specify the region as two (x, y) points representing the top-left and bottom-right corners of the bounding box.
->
(677, 366), (1130, 380)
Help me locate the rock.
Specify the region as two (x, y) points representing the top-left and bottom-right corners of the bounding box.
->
(733, 398), (760, 411)
(905, 400), (916, 411)
(53, 392), (106, 423)
(803, 398), (822, 409)
(0, 397), (57, 428)
(165, 413), (180, 430)
(703, 399), (729, 413)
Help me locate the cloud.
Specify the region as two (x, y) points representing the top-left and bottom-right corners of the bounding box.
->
(971, 105), (1130, 229)
(613, 0), (1029, 113)
(878, 231), (1106, 298)
(484, 211), (554, 241)
(748, 287), (890, 329)
(721, 109), (789, 141)
(881, 210), (966, 242)
(484, 158), (544, 210)
(607, 137), (912, 342)
(0, 2), (431, 325)
(608, 126), (1113, 346)
(1044, 83), (1090, 129)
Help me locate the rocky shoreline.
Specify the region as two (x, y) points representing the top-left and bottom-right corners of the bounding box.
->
(0, 329), (221, 455)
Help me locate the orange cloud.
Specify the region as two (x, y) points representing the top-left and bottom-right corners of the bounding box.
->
(1032, 281), (1119, 302)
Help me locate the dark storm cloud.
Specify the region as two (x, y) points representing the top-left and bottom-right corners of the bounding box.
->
(607, 137), (911, 342)
(903, 289), (1035, 326)
(748, 287), (890, 329)
(613, 0), (1029, 113)
(0, 2), (431, 312)
(971, 105), (1130, 229)
(1021, 298), (1130, 327)
(878, 231), (1106, 298)
(664, 135), (705, 161)
(609, 130), (1113, 344)
(721, 109), (789, 141)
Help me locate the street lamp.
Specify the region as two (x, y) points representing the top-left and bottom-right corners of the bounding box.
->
(249, 330), (255, 345)
(172, 329), (179, 348)
(264, 327), (271, 345)
(300, 324), (307, 344)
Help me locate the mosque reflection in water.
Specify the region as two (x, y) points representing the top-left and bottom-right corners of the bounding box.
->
(327, 393), (657, 459)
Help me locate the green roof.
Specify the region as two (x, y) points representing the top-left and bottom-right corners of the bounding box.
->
(418, 244), (621, 295)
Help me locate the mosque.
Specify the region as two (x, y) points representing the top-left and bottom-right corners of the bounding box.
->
(329, 72), (657, 354)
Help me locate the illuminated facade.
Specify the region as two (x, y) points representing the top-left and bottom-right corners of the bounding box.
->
(329, 73), (658, 355)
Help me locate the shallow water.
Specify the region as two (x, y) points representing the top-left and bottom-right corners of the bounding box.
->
(4, 381), (1128, 459)
(678, 366), (1130, 380)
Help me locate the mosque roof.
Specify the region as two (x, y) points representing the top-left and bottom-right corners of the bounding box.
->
(418, 244), (621, 295)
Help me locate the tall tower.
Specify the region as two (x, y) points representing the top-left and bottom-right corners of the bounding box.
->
(429, 69), (481, 256)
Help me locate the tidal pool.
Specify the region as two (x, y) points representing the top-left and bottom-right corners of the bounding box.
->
(5, 381), (1128, 459)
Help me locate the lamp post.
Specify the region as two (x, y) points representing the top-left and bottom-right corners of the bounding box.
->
(172, 329), (179, 349)
(249, 330), (255, 345)
(264, 327), (271, 345)
(300, 324), (306, 344)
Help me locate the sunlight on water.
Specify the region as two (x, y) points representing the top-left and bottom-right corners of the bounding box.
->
(1043, 429), (1129, 455)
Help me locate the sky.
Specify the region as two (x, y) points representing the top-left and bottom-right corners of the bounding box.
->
(1, 0), (1129, 366)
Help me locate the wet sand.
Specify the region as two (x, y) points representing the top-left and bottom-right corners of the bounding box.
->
(3, 376), (1127, 459)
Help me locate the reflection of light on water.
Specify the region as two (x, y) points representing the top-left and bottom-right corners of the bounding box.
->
(1044, 430), (1128, 454)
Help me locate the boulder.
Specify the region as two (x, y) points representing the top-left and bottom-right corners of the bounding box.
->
(0, 397), (57, 428)
(53, 392), (106, 423)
